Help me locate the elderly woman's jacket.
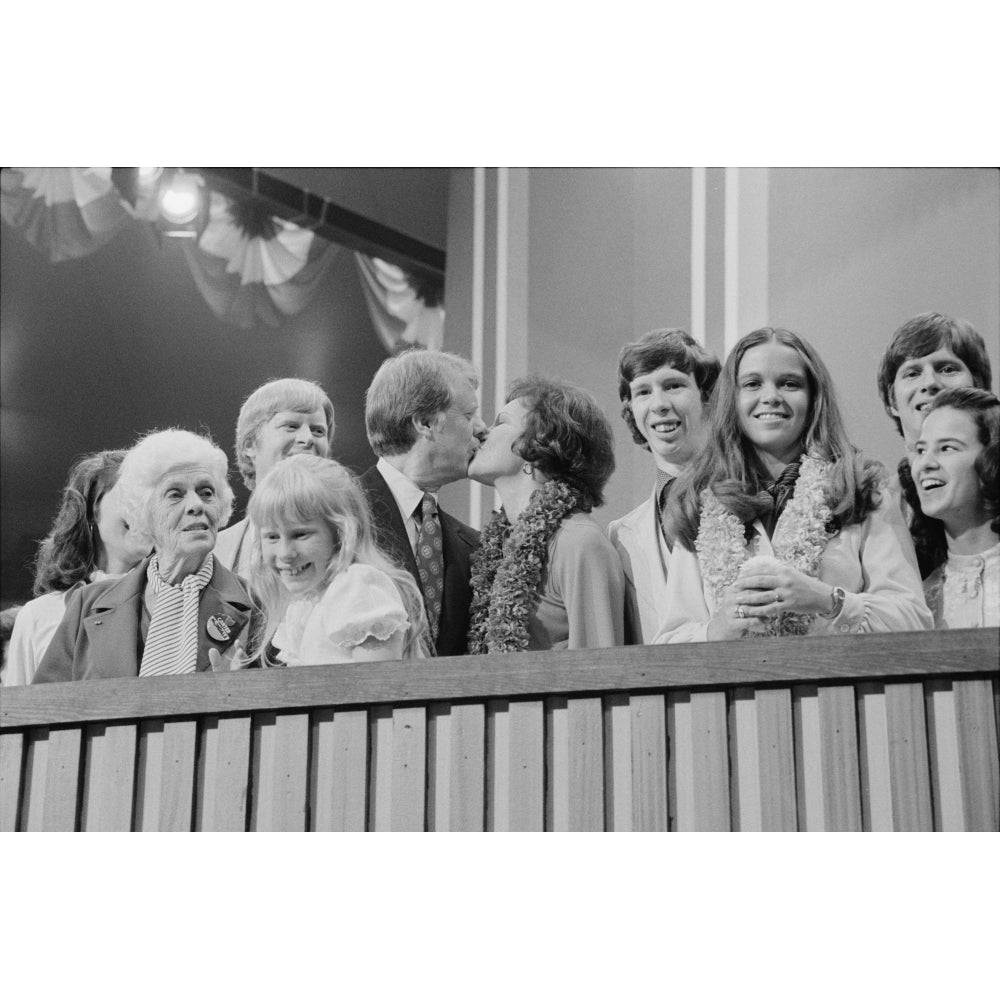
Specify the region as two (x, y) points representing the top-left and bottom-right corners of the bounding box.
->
(33, 557), (254, 683)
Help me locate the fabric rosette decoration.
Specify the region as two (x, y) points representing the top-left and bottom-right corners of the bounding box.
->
(355, 253), (445, 352)
(0, 167), (132, 262)
(182, 191), (340, 329)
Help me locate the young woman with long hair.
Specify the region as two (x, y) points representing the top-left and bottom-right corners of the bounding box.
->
(655, 327), (932, 643)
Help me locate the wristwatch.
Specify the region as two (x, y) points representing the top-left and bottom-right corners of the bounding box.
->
(820, 585), (846, 619)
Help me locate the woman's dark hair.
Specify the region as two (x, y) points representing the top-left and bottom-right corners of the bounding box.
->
(904, 386), (1000, 577)
(668, 327), (884, 551)
(507, 375), (615, 511)
(32, 450), (127, 596)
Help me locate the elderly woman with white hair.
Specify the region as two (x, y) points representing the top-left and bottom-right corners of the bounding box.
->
(34, 429), (254, 683)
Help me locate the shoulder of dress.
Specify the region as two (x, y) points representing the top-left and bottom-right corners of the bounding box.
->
(551, 515), (619, 558)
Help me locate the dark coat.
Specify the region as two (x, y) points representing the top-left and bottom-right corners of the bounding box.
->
(33, 557), (254, 683)
(359, 466), (479, 656)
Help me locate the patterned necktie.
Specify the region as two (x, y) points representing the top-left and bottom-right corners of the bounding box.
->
(414, 493), (444, 646)
(655, 471), (674, 544)
(139, 555), (214, 676)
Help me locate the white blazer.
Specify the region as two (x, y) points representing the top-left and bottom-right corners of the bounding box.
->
(608, 485), (673, 645)
(653, 498), (933, 644)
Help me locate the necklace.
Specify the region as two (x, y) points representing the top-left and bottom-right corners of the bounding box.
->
(467, 479), (581, 653)
(695, 452), (835, 637)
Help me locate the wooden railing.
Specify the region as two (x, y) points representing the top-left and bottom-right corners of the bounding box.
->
(1, 629), (997, 832)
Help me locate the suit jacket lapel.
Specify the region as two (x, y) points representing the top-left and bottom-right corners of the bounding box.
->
(197, 563), (253, 671)
(82, 559), (148, 677)
(363, 468), (420, 579)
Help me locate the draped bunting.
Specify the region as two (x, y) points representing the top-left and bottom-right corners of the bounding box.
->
(181, 191), (341, 329)
(0, 167), (132, 263)
(1, 168), (446, 343)
(355, 252), (445, 352)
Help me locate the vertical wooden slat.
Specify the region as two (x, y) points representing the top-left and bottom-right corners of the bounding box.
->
(568, 697), (604, 831)
(426, 702), (448, 832)
(508, 700), (544, 831)
(196, 715), (251, 832)
(311, 708), (368, 831)
(794, 685), (862, 831)
(630, 694), (668, 831)
(390, 705), (426, 831)
(926, 679), (999, 831)
(603, 694), (632, 832)
(135, 719), (198, 832)
(369, 706), (393, 830)
(546, 696), (566, 830)
(993, 676), (999, 761)
(368, 706), (427, 831)
(250, 711), (309, 832)
(730, 687), (796, 831)
(729, 687), (759, 830)
(487, 699), (544, 831)
(668, 690), (730, 831)
(954, 679), (1000, 831)
(428, 702), (485, 832)
(81, 723), (137, 831)
(547, 696), (604, 831)
(23, 726), (83, 831)
(0, 731), (26, 832)
(486, 700), (506, 832)
(858, 683), (932, 831)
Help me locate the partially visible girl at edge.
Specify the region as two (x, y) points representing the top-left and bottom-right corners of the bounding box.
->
(654, 327), (932, 644)
(4, 450), (149, 685)
(246, 453), (426, 667)
(904, 387), (999, 629)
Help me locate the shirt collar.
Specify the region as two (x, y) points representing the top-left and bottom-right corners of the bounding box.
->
(377, 456), (435, 520)
(654, 468), (674, 498)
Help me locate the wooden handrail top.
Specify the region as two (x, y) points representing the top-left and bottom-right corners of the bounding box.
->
(1, 628), (996, 730)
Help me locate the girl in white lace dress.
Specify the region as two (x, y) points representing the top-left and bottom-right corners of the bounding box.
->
(247, 454), (426, 666)
(908, 388), (1000, 629)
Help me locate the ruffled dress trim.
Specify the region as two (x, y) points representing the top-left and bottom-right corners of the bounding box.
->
(273, 563), (410, 663)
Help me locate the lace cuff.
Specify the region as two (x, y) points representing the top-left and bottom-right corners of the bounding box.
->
(326, 611), (410, 649)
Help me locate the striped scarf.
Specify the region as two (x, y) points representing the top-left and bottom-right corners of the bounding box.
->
(139, 554), (214, 677)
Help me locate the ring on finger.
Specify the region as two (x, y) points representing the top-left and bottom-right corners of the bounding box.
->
(735, 605), (746, 619)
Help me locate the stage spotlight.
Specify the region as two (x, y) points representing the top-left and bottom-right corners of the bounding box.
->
(137, 166), (163, 186)
(157, 170), (206, 237)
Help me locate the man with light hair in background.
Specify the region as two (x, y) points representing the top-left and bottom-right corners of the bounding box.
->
(361, 349), (487, 656)
(215, 378), (336, 579)
(608, 329), (720, 644)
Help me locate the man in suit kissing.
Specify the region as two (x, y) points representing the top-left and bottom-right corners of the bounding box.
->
(360, 350), (487, 656)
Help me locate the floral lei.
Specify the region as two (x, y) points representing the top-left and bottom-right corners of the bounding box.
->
(695, 452), (835, 637)
(467, 479), (581, 653)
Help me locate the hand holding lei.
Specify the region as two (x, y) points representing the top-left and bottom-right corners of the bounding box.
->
(467, 479), (582, 654)
(696, 452), (835, 638)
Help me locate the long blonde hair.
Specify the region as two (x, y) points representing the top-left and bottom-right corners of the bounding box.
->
(246, 454), (427, 663)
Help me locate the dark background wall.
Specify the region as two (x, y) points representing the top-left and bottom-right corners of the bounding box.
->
(1, 216), (388, 605)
